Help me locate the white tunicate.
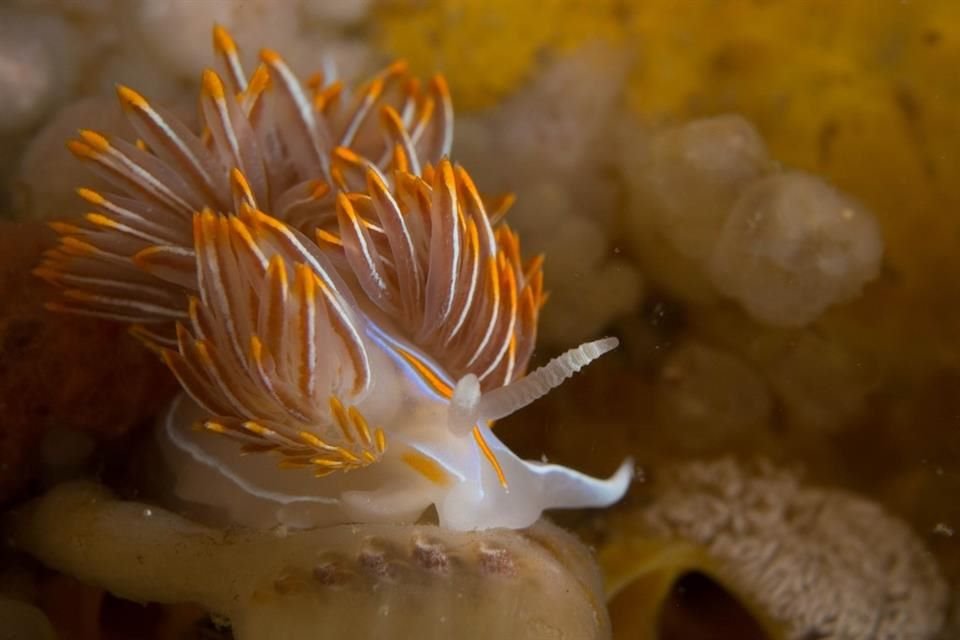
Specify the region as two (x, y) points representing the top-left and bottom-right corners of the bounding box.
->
(11, 0), (113, 18)
(504, 180), (643, 345)
(541, 214), (608, 280)
(0, 9), (75, 134)
(133, 0), (231, 77)
(568, 170), (621, 236)
(707, 170), (883, 327)
(495, 44), (630, 179)
(507, 181), (574, 238)
(616, 114), (722, 305)
(134, 0), (301, 79)
(657, 342), (772, 450)
(753, 330), (878, 434)
(541, 259), (644, 344)
(632, 114), (772, 259)
(508, 181), (608, 285)
(95, 45), (187, 103)
(293, 37), (375, 85)
(16, 96), (132, 219)
(225, 1), (305, 71)
(451, 115), (501, 188)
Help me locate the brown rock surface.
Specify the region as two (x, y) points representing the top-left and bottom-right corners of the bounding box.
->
(0, 221), (177, 503)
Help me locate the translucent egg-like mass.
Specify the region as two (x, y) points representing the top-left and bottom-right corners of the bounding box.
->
(708, 170), (883, 327)
(639, 114), (773, 259)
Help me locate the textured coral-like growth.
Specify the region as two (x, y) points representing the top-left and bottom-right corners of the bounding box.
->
(635, 460), (947, 639)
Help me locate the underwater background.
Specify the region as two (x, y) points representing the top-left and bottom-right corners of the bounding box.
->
(1, 0), (958, 638)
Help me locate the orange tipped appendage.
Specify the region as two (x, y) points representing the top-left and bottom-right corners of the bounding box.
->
(212, 24), (237, 55)
(202, 69), (226, 100)
(116, 85), (150, 112)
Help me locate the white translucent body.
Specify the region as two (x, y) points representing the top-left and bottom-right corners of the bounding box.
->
(160, 333), (633, 531)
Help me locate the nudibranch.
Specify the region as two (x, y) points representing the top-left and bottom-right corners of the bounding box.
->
(37, 27), (632, 531)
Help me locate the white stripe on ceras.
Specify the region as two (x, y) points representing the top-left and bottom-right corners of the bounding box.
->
(296, 264), (320, 400)
(85, 213), (173, 247)
(64, 290), (188, 319)
(462, 180), (498, 256)
(130, 324), (178, 348)
(194, 215), (247, 373)
(463, 260), (501, 369)
(90, 195), (186, 245)
(368, 172), (422, 320)
(407, 96), (433, 148)
(421, 164), (461, 337)
(47, 303), (158, 324)
(99, 145), (196, 215)
(339, 195), (390, 303)
(249, 337), (316, 426)
(442, 220), (481, 346)
(121, 92), (221, 204)
(186, 337), (258, 419)
(382, 107), (422, 177)
(214, 36), (248, 93)
(257, 259), (288, 362)
(209, 216), (252, 369)
(338, 81), (381, 149)
(134, 245), (197, 290)
(48, 270), (180, 301)
(58, 237), (131, 265)
(262, 52), (331, 176)
(436, 82), (454, 158)
(205, 89), (244, 176)
(228, 215), (271, 273)
(249, 211), (371, 395)
(477, 260), (518, 382)
(412, 79), (454, 161)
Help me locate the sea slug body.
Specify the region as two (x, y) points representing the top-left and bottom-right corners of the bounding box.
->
(37, 26), (632, 532)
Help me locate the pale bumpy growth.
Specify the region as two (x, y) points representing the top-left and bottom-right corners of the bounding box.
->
(655, 341), (773, 451)
(622, 113), (884, 327)
(17, 96), (130, 221)
(634, 114), (773, 260)
(0, 8), (74, 134)
(708, 171), (883, 326)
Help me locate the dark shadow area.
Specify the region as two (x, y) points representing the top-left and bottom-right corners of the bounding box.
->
(658, 571), (771, 640)
(609, 569), (772, 640)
